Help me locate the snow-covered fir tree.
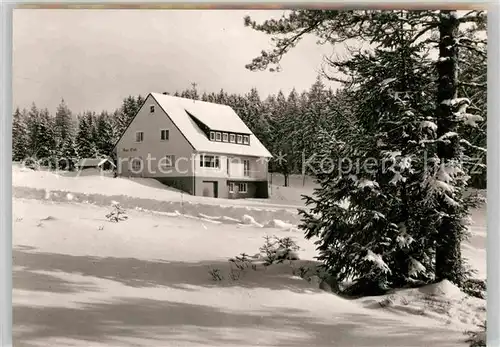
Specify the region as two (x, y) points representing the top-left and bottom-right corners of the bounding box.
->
(299, 33), (444, 293)
(95, 111), (116, 156)
(180, 83), (200, 100)
(60, 135), (79, 170)
(266, 90), (297, 186)
(54, 98), (74, 145)
(245, 9), (486, 291)
(114, 95), (142, 136)
(12, 108), (29, 161)
(25, 103), (41, 158)
(300, 76), (331, 155)
(456, 29), (487, 189)
(76, 112), (97, 158)
(37, 108), (57, 166)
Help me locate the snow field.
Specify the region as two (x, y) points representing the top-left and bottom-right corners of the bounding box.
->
(11, 165), (487, 346)
(13, 198), (486, 347)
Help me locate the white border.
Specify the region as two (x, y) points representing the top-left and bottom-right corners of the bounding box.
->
(487, 3), (498, 345)
(1, 3), (497, 347)
(0, 2), (13, 346)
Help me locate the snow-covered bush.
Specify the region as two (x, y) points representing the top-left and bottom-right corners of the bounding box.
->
(465, 321), (486, 347)
(105, 201), (128, 223)
(259, 235), (301, 265)
(462, 278), (487, 299)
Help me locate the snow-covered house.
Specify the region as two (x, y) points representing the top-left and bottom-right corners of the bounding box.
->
(113, 93), (273, 199)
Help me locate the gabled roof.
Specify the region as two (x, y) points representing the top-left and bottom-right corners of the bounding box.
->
(76, 157), (116, 168)
(151, 93), (272, 158)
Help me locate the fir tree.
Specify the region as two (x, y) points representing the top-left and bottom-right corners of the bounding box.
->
(54, 98), (73, 145)
(25, 103), (41, 158)
(60, 135), (78, 170)
(456, 30), (487, 189)
(115, 95), (141, 136)
(37, 108), (57, 166)
(300, 31), (442, 292)
(136, 95), (145, 109)
(12, 108), (29, 161)
(180, 83), (200, 100)
(267, 90), (297, 186)
(245, 9), (486, 289)
(95, 111), (115, 156)
(76, 113), (97, 158)
(300, 76), (331, 159)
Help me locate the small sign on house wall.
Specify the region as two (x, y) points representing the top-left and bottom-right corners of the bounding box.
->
(122, 148), (137, 152)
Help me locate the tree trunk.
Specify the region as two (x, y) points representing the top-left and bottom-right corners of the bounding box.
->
(435, 11), (463, 285)
(284, 173), (289, 187)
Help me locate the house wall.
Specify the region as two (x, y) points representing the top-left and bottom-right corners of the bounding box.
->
(154, 176), (195, 195)
(115, 94), (196, 178)
(193, 177), (268, 199)
(193, 153), (269, 181)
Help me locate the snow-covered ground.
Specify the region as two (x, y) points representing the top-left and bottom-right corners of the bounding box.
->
(12, 165), (486, 347)
(12, 164), (312, 209)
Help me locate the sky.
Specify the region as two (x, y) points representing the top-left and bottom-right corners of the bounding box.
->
(13, 9), (338, 114)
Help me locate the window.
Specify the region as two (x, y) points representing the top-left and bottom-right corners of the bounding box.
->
(130, 157), (142, 172)
(228, 182), (234, 193)
(243, 159), (250, 177)
(161, 155), (175, 168)
(210, 132), (215, 141)
(200, 155), (220, 168)
(160, 129), (169, 141)
(223, 133), (229, 142)
(237, 183), (247, 193)
(135, 131), (144, 143)
(216, 132), (222, 141)
(237, 135), (243, 144)
(229, 134), (236, 143)
(150, 105), (155, 113)
(243, 135), (250, 145)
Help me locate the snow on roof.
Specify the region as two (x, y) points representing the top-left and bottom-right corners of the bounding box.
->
(98, 158), (116, 168)
(151, 93), (272, 158)
(77, 158), (115, 168)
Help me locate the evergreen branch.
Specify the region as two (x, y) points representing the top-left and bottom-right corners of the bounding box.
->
(456, 44), (487, 58)
(459, 139), (487, 153)
(458, 81), (487, 89)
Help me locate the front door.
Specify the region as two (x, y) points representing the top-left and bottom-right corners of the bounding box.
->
(202, 181), (218, 198)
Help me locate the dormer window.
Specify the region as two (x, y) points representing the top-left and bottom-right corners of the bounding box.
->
(215, 132), (222, 141)
(210, 131), (215, 141)
(229, 134), (235, 143)
(243, 135), (249, 145)
(223, 133), (228, 142)
(237, 135), (243, 144)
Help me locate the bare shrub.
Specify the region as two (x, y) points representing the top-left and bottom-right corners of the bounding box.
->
(208, 267), (223, 281)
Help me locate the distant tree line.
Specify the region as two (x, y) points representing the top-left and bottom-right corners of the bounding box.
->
(12, 95), (144, 170)
(11, 77), (344, 181)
